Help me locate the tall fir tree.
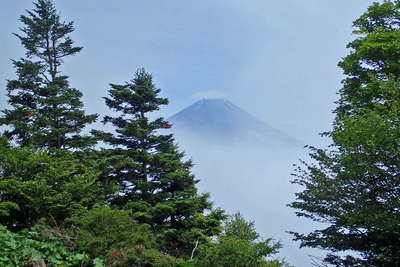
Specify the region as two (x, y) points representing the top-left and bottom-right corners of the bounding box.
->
(0, 0), (97, 149)
(95, 69), (224, 257)
(290, 1), (400, 265)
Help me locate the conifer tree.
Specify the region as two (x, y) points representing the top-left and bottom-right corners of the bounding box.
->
(95, 69), (224, 257)
(290, 1), (400, 265)
(0, 0), (97, 149)
(0, 137), (104, 230)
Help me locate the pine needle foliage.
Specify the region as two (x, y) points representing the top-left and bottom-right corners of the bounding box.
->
(0, 0), (97, 149)
(94, 69), (224, 257)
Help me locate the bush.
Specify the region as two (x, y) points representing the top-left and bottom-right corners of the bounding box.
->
(106, 245), (180, 267)
(0, 224), (102, 266)
(0, 138), (104, 230)
(191, 213), (288, 267)
(70, 206), (156, 257)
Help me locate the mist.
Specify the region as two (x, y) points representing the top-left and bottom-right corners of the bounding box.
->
(171, 128), (324, 266)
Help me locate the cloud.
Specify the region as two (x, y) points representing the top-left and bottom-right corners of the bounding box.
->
(191, 90), (227, 100)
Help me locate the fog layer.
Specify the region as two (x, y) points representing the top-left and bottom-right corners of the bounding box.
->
(172, 128), (325, 267)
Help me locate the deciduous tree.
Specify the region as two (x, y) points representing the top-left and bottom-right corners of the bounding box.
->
(194, 213), (286, 267)
(290, 1), (400, 265)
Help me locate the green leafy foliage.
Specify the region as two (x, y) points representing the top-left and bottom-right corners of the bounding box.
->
(105, 246), (180, 267)
(68, 207), (187, 266)
(192, 213), (288, 267)
(224, 212), (262, 242)
(69, 207), (154, 258)
(0, 224), (102, 267)
(290, 0), (400, 265)
(0, 137), (104, 230)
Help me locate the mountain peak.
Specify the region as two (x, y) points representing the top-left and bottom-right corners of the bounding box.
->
(169, 99), (301, 147)
(192, 98), (236, 108)
(178, 98), (244, 116)
(197, 98), (229, 103)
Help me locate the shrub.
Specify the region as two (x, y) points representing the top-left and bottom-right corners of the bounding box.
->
(0, 224), (103, 266)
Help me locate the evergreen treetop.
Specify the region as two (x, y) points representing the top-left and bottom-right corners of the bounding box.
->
(95, 68), (224, 257)
(1, 0), (97, 149)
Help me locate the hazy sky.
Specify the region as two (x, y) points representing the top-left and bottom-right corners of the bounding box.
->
(0, 1), (379, 266)
(1, 0), (378, 145)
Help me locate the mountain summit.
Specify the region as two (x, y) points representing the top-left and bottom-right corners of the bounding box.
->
(169, 98), (301, 147)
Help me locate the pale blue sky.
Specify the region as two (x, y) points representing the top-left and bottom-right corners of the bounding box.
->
(1, 0), (378, 145)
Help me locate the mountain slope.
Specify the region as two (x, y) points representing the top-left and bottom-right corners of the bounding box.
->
(169, 98), (301, 147)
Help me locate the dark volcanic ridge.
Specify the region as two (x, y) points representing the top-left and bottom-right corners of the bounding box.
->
(169, 98), (302, 148)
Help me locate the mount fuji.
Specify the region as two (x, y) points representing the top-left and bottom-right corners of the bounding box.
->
(168, 98), (301, 147)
